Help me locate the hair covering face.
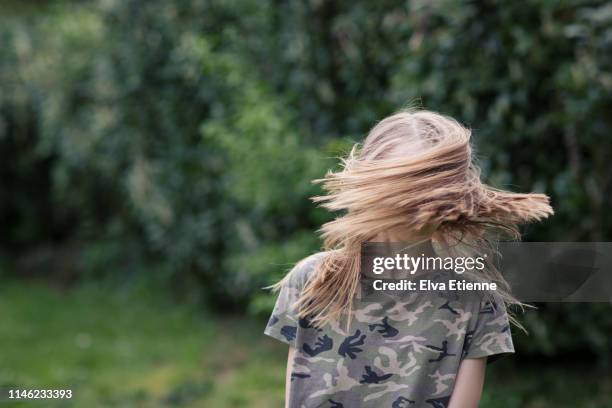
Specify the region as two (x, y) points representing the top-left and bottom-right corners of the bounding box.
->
(289, 110), (553, 327)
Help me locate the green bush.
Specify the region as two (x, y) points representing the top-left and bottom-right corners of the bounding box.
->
(0, 0), (610, 356)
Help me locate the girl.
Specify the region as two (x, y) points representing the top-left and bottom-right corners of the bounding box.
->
(264, 110), (553, 408)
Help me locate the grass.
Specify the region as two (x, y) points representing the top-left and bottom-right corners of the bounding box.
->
(0, 282), (610, 407)
(0, 282), (285, 408)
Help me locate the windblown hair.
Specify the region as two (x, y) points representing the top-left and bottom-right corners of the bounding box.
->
(277, 109), (553, 328)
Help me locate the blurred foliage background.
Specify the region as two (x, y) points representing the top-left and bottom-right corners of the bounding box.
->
(1, 0), (611, 406)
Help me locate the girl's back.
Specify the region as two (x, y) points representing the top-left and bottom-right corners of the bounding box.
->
(265, 253), (513, 407)
(264, 109), (552, 407)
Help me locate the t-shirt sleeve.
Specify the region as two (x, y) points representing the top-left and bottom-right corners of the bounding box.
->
(264, 255), (319, 347)
(462, 295), (515, 361)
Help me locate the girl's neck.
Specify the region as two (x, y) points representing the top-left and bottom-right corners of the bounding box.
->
(372, 228), (437, 258)
(373, 225), (435, 244)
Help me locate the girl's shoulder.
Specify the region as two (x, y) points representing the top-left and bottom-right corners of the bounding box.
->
(287, 251), (328, 287)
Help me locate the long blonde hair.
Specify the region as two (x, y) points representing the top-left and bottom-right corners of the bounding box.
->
(277, 109), (553, 328)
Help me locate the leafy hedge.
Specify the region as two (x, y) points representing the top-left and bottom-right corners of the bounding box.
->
(1, 0), (610, 356)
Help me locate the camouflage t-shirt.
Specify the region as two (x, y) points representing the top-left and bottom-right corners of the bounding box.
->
(264, 253), (514, 408)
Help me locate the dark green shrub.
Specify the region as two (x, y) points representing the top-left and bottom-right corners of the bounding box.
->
(1, 0), (610, 356)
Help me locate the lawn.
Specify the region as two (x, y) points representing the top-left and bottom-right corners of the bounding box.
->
(0, 282), (285, 407)
(0, 282), (609, 407)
